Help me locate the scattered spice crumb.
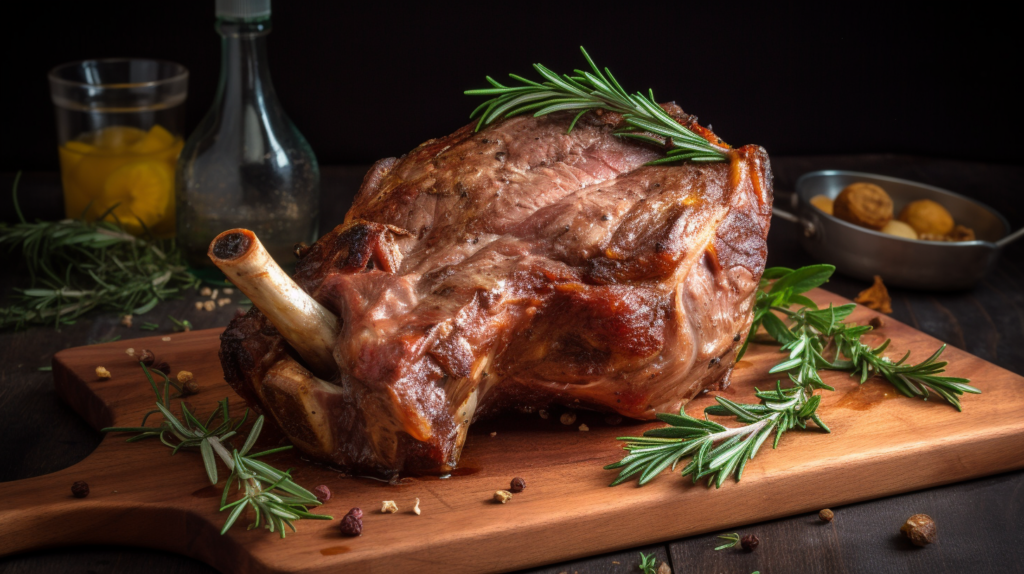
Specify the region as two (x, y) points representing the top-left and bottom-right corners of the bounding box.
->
(125, 348), (135, 357)
(95, 366), (111, 380)
(560, 412), (577, 425)
(210, 288), (219, 300)
(819, 508), (834, 522)
(217, 298), (231, 307)
(203, 300), (217, 312)
(177, 371), (194, 383)
(312, 485), (331, 503)
(120, 314), (132, 328)
(510, 477), (526, 493)
(413, 498), (421, 515)
(339, 508), (363, 536)
(538, 409), (549, 420)
(490, 431), (497, 437)
(493, 490), (513, 504)
(161, 337), (171, 342)
(578, 423), (589, 432)
(741, 534), (759, 552)
(612, 562), (619, 565)
(869, 316), (885, 329)
(900, 514), (937, 547)
(855, 275), (893, 314)
(381, 500), (398, 513)
(200, 286), (212, 296)
(657, 563), (671, 574)
(139, 349), (155, 367)
(223, 288), (234, 294)
(194, 301), (204, 310)
(71, 480), (90, 498)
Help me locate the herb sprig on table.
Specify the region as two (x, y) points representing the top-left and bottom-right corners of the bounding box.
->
(744, 264), (979, 410)
(466, 47), (729, 164)
(607, 264), (976, 487)
(0, 174), (199, 329)
(102, 363), (332, 537)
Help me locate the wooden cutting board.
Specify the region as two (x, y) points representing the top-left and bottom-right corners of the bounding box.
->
(1, 288), (1022, 573)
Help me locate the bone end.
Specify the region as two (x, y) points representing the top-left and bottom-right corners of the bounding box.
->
(209, 229), (339, 380)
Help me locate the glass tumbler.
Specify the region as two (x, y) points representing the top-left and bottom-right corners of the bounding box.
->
(49, 59), (188, 238)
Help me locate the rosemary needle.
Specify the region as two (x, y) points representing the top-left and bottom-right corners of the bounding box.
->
(638, 552), (659, 574)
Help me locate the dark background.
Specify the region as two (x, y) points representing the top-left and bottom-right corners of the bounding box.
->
(2, 2), (1022, 172)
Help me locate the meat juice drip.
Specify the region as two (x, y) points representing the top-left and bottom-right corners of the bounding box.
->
(834, 381), (904, 410)
(320, 546), (351, 556)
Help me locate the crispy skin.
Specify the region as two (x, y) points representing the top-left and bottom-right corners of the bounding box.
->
(220, 106), (773, 475)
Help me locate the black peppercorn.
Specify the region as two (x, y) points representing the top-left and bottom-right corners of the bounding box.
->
(510, 477), (526, 493)
(139, 349), (156, 367)
(152, 361), (170, 374)
(740, 534), (759, 552)
(339, 508), (363, 536)
(71, 480), (90, 498)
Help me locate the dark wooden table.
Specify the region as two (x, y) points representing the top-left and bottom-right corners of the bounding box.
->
(2, 156), (1022, 574)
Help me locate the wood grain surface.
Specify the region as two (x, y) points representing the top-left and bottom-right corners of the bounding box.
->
(0, 288), (1020, 574)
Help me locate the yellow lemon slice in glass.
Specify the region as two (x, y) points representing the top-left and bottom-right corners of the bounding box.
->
(130, 125), (176, 155)
(102, 160), (173, 233)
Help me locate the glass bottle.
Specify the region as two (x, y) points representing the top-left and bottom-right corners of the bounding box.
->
(176, 0), (319, 276)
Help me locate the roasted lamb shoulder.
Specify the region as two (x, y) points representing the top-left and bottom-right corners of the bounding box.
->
(215, 105), (773, 476)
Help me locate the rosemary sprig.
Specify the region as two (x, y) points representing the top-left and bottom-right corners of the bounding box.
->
(754, 265), (979, 409)
(638, 552), (659, 574)
(169, 315), (193, 332)
(102, 363), (332, 537)
(605, 383), (827, 488)
(606, 264), (978, 489)
(0, 176), (199, 329)
(465, 47), (728, 165)
(715, 533), (741, 550)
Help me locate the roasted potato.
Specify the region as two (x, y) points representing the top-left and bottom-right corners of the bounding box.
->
(833, 183), (893, 230)
(880, 220), (918, 240)
(898, 199), (954, 236)
(810, 195), (834, 215)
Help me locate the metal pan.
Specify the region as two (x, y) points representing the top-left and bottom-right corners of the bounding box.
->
(772, 170), (1024, 290)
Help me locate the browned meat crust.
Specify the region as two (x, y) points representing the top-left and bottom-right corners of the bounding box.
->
(220, 105), (772, 476)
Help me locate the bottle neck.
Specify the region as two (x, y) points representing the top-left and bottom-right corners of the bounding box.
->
(214, 17), (276, 107)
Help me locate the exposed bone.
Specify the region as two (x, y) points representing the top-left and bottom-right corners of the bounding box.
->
(258, 356), (343, 456)
(209, 229), (339, 378)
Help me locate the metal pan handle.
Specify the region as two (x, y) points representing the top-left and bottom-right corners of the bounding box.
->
(772, 205), (817, 238)
(996, 226), (1024, 248)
